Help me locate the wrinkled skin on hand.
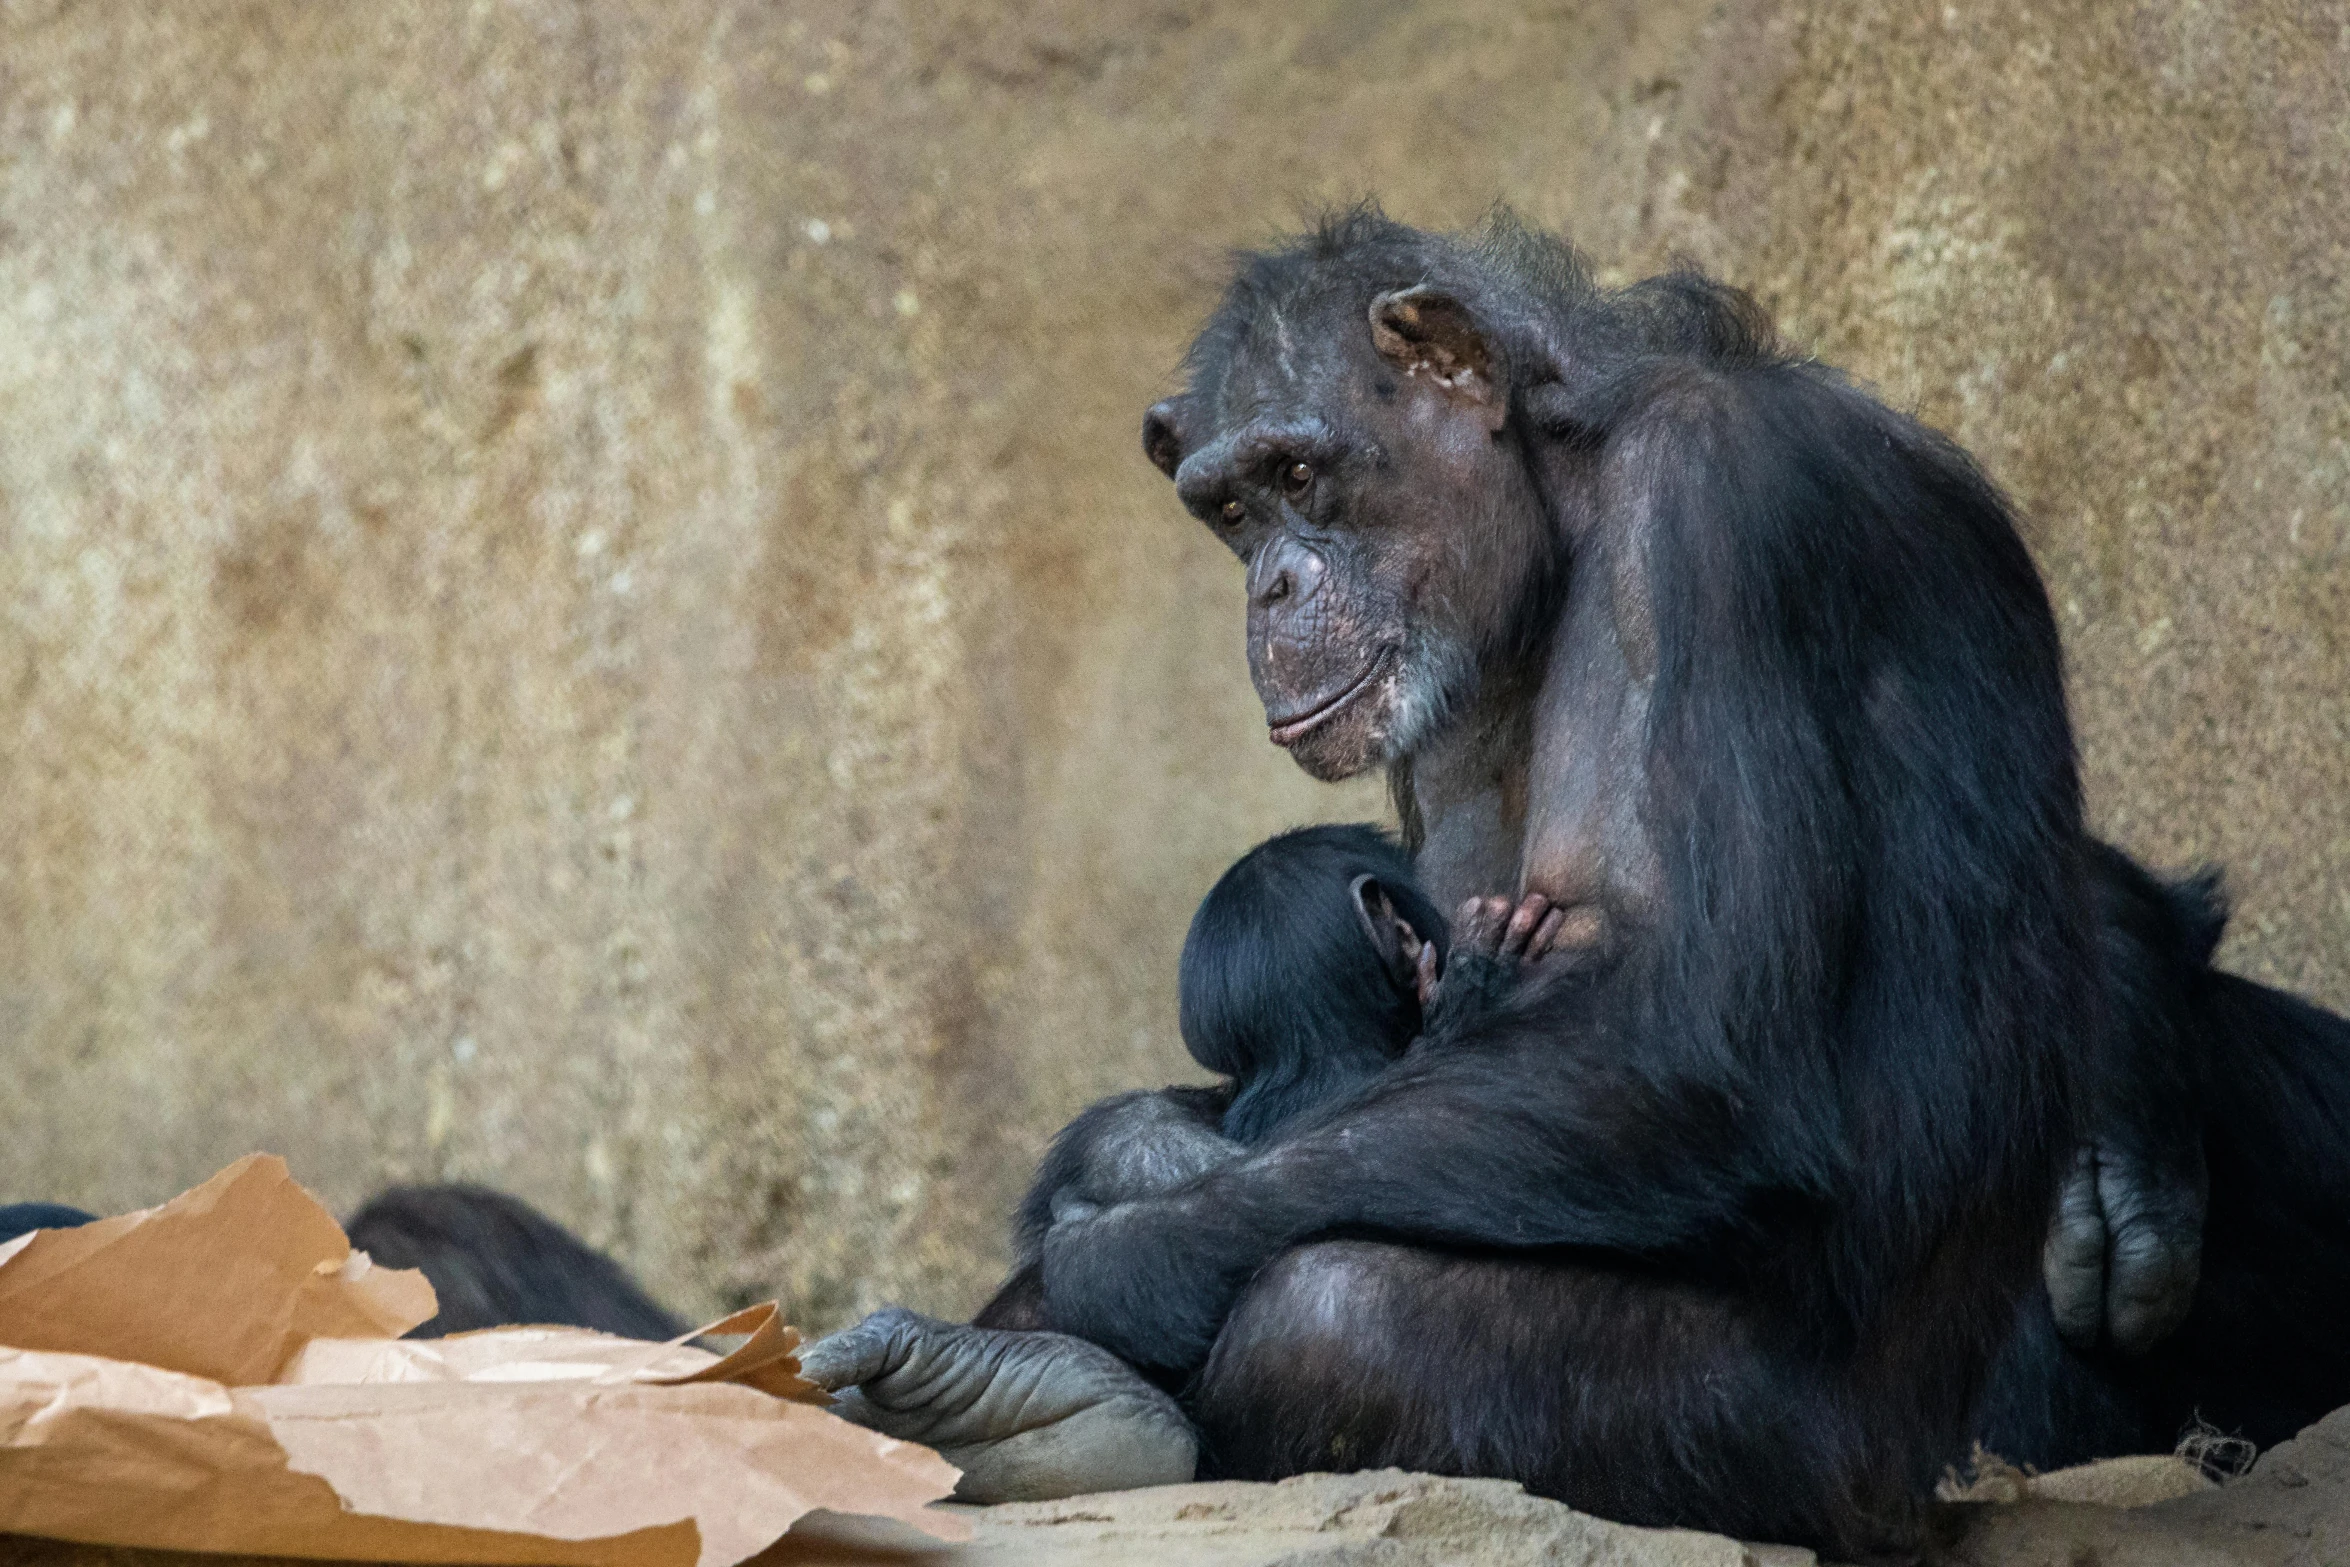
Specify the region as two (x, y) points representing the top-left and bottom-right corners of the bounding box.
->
(2042, 850), (2214, 1362)
(2043, 1141), (2207, 1356)
(799, 1308), (1199, 1504)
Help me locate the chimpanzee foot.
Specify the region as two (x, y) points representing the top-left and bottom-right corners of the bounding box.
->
(2044, 1143), (2205, 1356)
(800, 1308), (1199, 1502)
(1421, 893), (1566, 1040)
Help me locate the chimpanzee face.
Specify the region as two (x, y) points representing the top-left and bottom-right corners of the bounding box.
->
(1143, 286), (1552, 781)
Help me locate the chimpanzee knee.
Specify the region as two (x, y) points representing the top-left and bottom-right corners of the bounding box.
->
(1191, 1241), (1460, 1481)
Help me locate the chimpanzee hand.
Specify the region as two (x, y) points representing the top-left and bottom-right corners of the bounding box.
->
(1420, 892), (1568, 1042)
(1034, 1089), (1242, 1228)
(2043, 1140), (2206, 1355)
(800, 1307), (1198, 1502)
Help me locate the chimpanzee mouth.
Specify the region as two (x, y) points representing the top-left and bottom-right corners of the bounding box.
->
(1266, 647), (1397, 746)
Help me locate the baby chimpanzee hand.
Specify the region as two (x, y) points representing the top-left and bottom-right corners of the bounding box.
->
(1039, 1090), (1242, 1227)
(1420, 893), (1567, 1041)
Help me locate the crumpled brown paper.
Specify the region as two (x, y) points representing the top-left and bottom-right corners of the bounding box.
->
(0, 1155), (964, 1564)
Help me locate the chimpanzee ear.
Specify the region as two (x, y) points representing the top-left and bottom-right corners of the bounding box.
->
(1142, 399), (1189, 479)
(1350, 874), (1416, 986)
(1368, 286), (1508, 430)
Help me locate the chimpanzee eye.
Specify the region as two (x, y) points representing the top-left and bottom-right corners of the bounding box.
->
(1220, 498), (1246, 526)
(1282, 461), (1314, 498)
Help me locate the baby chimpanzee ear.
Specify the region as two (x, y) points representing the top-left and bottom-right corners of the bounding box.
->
(1350, 874), (1420, 989)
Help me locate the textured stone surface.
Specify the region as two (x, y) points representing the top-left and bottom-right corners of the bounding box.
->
(1944, 1405), (2350, 1565)
(863, 1471), (1811, 1566)
(1, 0), (2343, 1334)
(6, 1472), (1796, 1567)
(13, 1448), (2350, 1566)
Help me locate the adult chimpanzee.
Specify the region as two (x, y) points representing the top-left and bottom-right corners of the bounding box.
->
(823, 208), (2099, 1556)
(804, 210), (2350, 1552)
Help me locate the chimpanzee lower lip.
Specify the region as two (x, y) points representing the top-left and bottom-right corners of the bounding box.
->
(1266, 648), (1396, 745)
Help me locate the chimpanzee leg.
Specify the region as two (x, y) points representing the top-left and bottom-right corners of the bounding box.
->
(1189, 1242), (1917, 1557)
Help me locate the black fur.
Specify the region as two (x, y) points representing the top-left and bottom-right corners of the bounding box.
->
(1979, 848), (2350, 1466)
(345, 1184), (687, 1340)
(1034, 209), (2097, 1557)
(1180, 824), (1446, 1143)
(0, 1202), (95, 1243)
(1001, 1086), (1238, 1271)
(2153, 966), (2350, 1441)
(976, 826), (1445, 1335)
(1164, 822), (2350, 1476)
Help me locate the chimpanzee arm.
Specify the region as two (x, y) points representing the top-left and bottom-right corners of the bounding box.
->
(1008, 1085), (1240, 1256)
(1037, 1001), (1776, 1374)
(969, 1084), (1239, 1330)
(2043, 847), (2217, 1354)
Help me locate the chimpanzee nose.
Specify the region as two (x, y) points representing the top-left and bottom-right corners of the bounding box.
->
(1248, 535), (1326, 614)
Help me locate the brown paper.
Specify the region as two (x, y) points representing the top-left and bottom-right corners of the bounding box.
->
(0, 1154), (437, 1383)
(0, 1155), (963, 1565)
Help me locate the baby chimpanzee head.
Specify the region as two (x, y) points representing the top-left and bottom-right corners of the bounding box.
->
(1178, 824), (1450, 1144)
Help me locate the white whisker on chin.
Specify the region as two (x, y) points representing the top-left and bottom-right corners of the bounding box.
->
(1384, 635), (1478, 760)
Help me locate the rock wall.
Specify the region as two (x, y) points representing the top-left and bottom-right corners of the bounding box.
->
(2, 0), (2342, 1327)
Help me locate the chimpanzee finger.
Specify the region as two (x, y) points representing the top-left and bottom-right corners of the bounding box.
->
(1460, 896), (1535, 958)
(1415, 941), (1440, 1009)
(798, 1306), (924, 1391)
(2042, 1150), (2108, 1350)
(1500, 894), (1552, 958)
(1531, 907), (1567, 956)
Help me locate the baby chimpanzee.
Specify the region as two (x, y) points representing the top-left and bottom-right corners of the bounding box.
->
(974, 824), (1450, 1323)
(1177, 823), (1451, 1143)
(1038, 822), (1455, 1233)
